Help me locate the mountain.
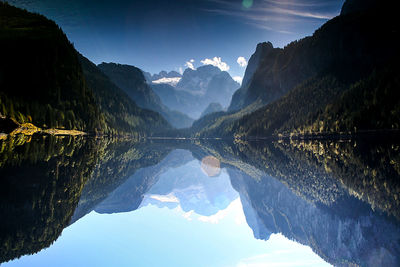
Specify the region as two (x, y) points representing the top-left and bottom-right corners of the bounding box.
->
(152, 65), (239, 119)
(0, 2), (169, 136)
(79, 57), (170, 135)
(151, 83), (204, 119)
(144, 70), (182, 86)
(194, 0), (399, 138)
(0, 2), (103, 132)
(98, 63), (193, 129)
(200, 102), (223, 118)
(176, 65), (221, 94)
(203, 70), (239, 107)
(143, 70), (182, 81)
(228, 42), (275, 112)
(340, 0), (380, 15)
(98, 63), (161, 109)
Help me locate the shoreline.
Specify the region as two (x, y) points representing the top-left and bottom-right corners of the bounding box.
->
(1, 115), (399, 142)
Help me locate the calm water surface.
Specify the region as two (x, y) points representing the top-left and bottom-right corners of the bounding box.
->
(0, 136), (399, 266)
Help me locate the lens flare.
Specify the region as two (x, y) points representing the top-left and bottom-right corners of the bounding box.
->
(242, 0), (253, 9)
(201, 156), (221, 177)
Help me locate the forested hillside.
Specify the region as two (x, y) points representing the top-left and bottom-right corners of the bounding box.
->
(194, 0), (400, 138)
(98, 63), (193, 129)
(0, 2), (170, 136)
(80, 57), (170, 136)
(0, 2), (102, 131)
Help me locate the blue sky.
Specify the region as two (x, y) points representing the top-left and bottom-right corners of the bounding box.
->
(7, 0), (345, 78)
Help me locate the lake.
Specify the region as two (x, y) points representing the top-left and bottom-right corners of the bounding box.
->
(0, 135), (399, 266)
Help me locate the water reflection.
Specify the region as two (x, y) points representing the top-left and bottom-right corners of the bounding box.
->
(0, 135), (399, 266)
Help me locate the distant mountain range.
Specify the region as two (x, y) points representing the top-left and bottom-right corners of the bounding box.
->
(97, 63), (193, 129)
(150, 65), (239, 119)
(192, 0), (400, 138)
(143, 70), (182, 87)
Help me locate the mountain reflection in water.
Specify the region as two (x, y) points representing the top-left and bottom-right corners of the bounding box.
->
(0, 135), (399, 267)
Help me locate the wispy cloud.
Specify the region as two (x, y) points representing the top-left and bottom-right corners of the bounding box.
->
(245, 22), (294, 34)
(204, 0), (339, 33)
(259, 6), (334, 19)
(262, 0), (336, 8)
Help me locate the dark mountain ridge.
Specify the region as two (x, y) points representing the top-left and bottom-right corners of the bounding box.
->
(228, 42), (275, 112)
(231, 1), (397, 112)
(193, 0), (399, 138)
(79, 56), (170, 135)
(0, 2), (102, 132)
(98, 62), (194, 129)
(0, 2), (170, 136)
(340, 0), (381, 15)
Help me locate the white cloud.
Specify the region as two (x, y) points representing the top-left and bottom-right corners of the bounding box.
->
(185, 59), (196, 70)
(237, 56), (247, 67)
(233, 76), (243, 84)
(178, 67), (183, 75)
(200, 56), (230, 71)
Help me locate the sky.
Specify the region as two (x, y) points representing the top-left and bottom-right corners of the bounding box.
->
(7, 0), (345, 79)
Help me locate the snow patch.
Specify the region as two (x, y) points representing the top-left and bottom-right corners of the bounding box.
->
(152, 77), (182, 87)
